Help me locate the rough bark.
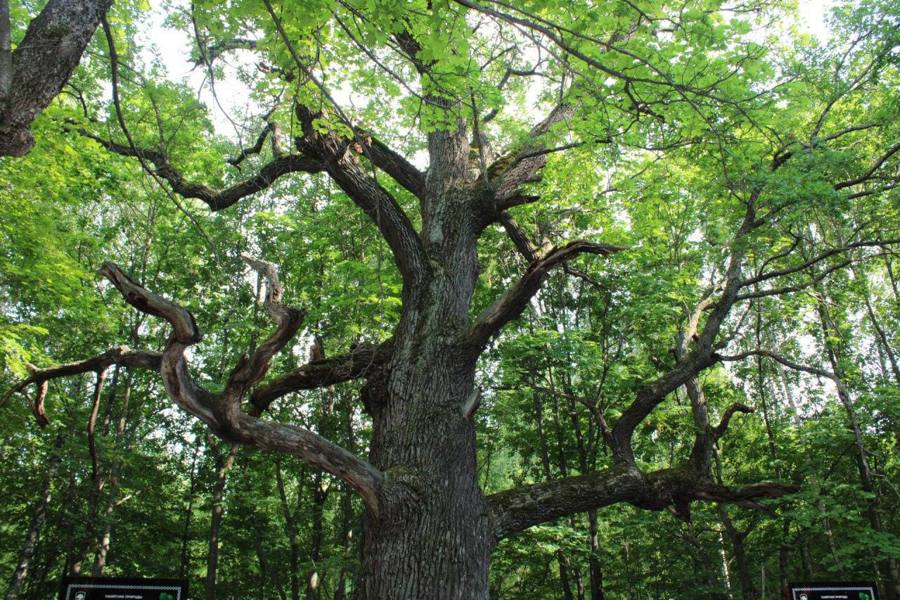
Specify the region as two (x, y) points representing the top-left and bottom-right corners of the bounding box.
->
(0, 0), (113, 156)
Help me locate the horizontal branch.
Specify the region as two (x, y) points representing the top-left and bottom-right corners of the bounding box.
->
(2, 346), (161, 425)
(719, 350), (836, 381)
(82, 130), (323, 211)
(488, 466), (796, 540)
(469, 240), (623, 347)
(738, 238), (899, 290)
(249, 340), (392, 414)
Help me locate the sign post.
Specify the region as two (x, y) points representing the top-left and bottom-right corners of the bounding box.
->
(787, 582), (879, 600)
(59, 576), (187, 600)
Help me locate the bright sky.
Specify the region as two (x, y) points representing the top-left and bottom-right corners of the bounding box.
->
(142, 0), (838, 139)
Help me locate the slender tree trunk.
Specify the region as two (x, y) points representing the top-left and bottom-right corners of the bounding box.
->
(719, 506), (755, 600)
(179, 445), (200, 579)
(587, 510), (605, 600)
(92, 370), (131, 576)
(532, 373), (578, 600)
(335, 391), (358, 600)
(856, 268), (900, 384)
(206, 443), (238, 600)
(253, 512), (286, 600)
(816, 299), (900, 600)
(558, 550), (576, 600)
(306, 472), (326, 600)
(334, 485), (355, 600)
(71, 369), (108, 575)
(276, 458), (302, 600)
(5, 435), (63, 600)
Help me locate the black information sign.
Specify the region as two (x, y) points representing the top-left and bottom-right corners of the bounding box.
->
(788, 582), (879, 600)
(60, 576), (187, 600)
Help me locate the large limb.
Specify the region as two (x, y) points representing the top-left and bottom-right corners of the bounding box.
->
(250, 341), (392, 415)
(468, 240), (623, 348)
(295, 106), (428, 287)
(489, 104), (577, 207)
(357, 132), (427, 201)
(81, 131), (323, 211)
(0, 0), (113, 156)
(488, 466), (796, 540)
(18, 262), (385, 513)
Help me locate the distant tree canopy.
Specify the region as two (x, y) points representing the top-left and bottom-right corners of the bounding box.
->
(0, 0), (898, 599)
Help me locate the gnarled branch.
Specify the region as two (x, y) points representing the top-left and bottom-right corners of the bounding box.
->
(81, 131), (323, 211)
(2, 346), (162, 425)
(16, 262), (384, 514)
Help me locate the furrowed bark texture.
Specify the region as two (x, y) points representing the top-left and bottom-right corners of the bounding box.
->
(358, 178), (494, 598)
(0, 0), (112, 156)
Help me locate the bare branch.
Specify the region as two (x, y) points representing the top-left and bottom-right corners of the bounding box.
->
(719, 350), (836, 381)
(711, 403), (754, 440)
(498, 210), (538, 261)
(610, 201), (759, 464)
(227, 122), (275, 167)
(225, 255), (305, 407)
(2, 347), (162, 424)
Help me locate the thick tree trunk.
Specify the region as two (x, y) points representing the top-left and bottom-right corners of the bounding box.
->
(358, 352), (492, 598)
(356, 186), (493, 598)
(0, 0), (113, 156)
